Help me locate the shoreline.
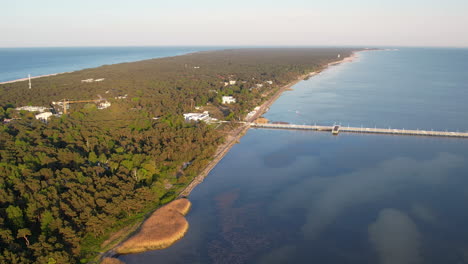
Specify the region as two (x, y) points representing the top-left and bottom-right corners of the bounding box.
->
(0, 48), (363, 86)
(100, 50), (361, 262)
(179, 51), (361, 197)
(0, 72), (71, 85)
(0, 49), (216, 85)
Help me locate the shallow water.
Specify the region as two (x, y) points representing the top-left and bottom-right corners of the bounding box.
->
(121, 48), (468, 264)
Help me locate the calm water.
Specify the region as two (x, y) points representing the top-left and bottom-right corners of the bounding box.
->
(266, 48), (468, 131)
(0, 46), (217, 82)
(121, 48), (468, 264)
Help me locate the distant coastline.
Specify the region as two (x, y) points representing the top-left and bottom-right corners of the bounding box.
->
(0, 53), (202, 85)
(0, 72), (70, 85)
(0, 48), (365, 85)
(0, 46), (213, 84)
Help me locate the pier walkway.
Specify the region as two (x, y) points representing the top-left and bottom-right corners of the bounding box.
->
(250, 123), (468, 138)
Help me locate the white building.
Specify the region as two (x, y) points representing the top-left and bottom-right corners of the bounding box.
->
(15, 106), (50, 112)
(266, 80), (273, 85)
(245, 106), (261, 121)
(222, 96), (236, 104)
(35, 112), (53, 121)
(95, 78), (105, 82)
(98, 101), (111, 109)
(229, 80), (237, 85)
(81, 79), (94, 83)
(183, 111), (210, 122)
(245, 110), (258, 121)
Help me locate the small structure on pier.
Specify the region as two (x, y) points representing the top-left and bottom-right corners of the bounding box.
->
(332, 125), (340, 135)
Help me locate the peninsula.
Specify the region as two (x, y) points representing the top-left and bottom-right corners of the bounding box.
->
(0, 48), (358, 264)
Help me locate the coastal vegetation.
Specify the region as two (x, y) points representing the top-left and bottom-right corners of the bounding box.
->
(0, 48), (354, 263)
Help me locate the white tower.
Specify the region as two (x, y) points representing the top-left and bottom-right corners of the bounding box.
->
(28, 74), (31, 89)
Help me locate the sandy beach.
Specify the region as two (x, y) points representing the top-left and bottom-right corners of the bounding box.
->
(0, 72), (69, 85)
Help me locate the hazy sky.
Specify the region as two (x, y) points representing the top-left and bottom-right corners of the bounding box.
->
(2, 0), (467, 47)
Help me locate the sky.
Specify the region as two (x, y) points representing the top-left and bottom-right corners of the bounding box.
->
(1, 0), (467, 47)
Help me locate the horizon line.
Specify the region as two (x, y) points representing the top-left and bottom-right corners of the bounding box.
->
(0, 44), (467, 49)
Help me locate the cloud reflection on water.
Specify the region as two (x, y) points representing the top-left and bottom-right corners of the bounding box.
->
(270, 152), (464, 240)
(410, 203), (437, 224)
(369, 208), (422, 264)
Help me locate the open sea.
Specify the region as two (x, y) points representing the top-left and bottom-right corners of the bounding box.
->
(118, 48), (468, 264)
(0, 46), (218, 83)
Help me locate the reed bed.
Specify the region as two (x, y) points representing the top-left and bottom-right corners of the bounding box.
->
(101, 257), (125, 264)
(115, 198), (191, 254)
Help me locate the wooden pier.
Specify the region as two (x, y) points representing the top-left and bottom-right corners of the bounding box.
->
(250, 123), (468, 138)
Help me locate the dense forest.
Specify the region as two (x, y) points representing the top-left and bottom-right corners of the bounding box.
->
(0, 48), (354, 263)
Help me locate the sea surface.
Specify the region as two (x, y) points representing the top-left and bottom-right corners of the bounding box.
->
(0, 46), (218, 82)
(121, 47), (468, 264)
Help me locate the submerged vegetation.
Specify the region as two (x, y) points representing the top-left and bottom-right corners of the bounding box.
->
(0, 48), (354, 263)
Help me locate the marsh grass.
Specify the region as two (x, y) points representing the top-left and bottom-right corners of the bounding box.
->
(115, 198), (191, 254)
(101, 257), (125, 264)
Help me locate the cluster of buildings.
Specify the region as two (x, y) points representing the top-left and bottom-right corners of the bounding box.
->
(13, 98), (112, 122)
(15, 106), (49, 112)
(15, 106), (55, 121)
(9, 77), (273, 125)
(183, 79), (274, 123)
